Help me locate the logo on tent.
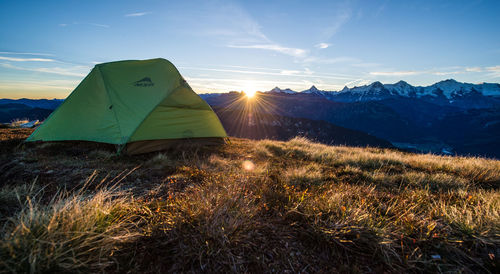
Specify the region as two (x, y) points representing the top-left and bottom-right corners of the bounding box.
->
(133, 77), (155, 87)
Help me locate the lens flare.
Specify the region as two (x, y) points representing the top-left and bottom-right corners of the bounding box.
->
(242, 160), (255, 171)
(215, 89), (279, 142)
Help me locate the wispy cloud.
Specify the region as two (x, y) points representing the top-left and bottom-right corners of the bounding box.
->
(59, 22), (109, 28)
(88, 23), (109, 28)
(0, 56), (55, 62)
(370, 70), (421, 76)
(315, 43), (330, 49)
(179, 65), (355, 81)
(184, 76), (344, 93)
(486, 66), (500, 78)
(125, 12), (152, 17)
(301, 56), (359, 64)
(228, 44), (307, 57)
(370, 66), (500, 78)
(0, 63), (87, 77)
(374, 0), (389, 18)
(486, 66), (500, 71)
(0, 79), (78, 90)
(350, 62), (381, 68)
(279, 68), (314, 76)
(192, 2), (268, 43)
(0, 80), (78, 99)
(344, 79), (370, 87)
(465, 67), (482, 72)
(196, 2), (317, 61)
(280, 70), (302, 75)
(322, 9), (351, 40)
(432, 71), (464, 76)
(0, 51), (54, 57)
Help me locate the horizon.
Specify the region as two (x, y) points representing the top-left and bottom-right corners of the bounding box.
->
(1, 0), (500, 99)
(1, 77), (499, 100)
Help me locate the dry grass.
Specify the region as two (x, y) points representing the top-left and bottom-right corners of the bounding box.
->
(0, 132), (499, 273)
(9, 118), (29, 128)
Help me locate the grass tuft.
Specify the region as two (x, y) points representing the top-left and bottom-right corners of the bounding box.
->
(0, 132), (499, 272)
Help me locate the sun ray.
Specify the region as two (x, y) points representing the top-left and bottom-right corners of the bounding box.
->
(214, 88), (289, 140)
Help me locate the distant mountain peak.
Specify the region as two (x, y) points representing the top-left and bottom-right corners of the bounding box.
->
(440, 79), (458, 83)
(302, 85), (323, 94)
(268, 86), (296, 94)
(395, 80), (409, 86)
(368, 81), (385, 91)
(204, 79), (500, 103)
(331, 79), (500, 105)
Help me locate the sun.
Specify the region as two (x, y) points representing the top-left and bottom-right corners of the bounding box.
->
(245, 90), (256, 98)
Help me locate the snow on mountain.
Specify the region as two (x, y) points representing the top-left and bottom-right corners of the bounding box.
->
(266, 85), (326, 95)
(336, 81), (395, 101)
(202, 79), (500, 103)
(268, 86), (297, 94)
(301, 85), (326, 95)
(384, 81), (416, 97)
(301, 85), (319, 93)
(418, 79), (500, 99)
(340, 81), (383, 94)
(479, 83), (500, 96)
(339, 79), (500, 100)
(421, 79), (475, 98)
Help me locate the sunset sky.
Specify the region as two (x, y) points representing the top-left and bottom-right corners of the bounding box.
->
(1, 0), (499, 99)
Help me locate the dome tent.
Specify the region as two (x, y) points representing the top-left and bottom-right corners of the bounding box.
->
(26, 58), (227, 154)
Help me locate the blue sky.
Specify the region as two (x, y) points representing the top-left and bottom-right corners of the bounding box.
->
(1, 0), (499, 98)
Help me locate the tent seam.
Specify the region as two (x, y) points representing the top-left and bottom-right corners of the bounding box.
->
(96, 66), (125, 144)
(121, 83), (185, 150)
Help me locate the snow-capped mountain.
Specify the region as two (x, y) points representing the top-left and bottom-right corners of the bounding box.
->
(200, 79), (500, 109)
(265, 79), (500, 99)
(336, 79), (500, 100)
(203, 82), (500, 158)
(268, 87), (297, 94)
(383, 80), (416, 97)
(330, 79), (500, 108)
(300, 85), (325, 95)
(262, 79), (500, 102)
(262, 79), (500, 108)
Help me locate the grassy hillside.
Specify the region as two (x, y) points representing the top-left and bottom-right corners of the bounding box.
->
(0, 128), (499, 273)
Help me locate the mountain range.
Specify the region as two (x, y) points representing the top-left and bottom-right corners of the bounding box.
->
(0, 98), (63, 110)
(1, 79), (499, 158)
(201, 79), (500, 158)
(267, 79), (500, 109)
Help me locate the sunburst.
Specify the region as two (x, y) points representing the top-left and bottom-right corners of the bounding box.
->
(245, 90), (256, 98)
(216, 89), (282, 141)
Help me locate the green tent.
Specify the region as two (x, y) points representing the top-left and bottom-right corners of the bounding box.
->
(26, 58), (227, 154)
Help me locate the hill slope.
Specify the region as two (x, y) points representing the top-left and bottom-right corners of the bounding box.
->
(213, 108), (394, 148)
(0, 103), (53, 123)
(0, 129), (498, 273)
(205, 91), (500, 158)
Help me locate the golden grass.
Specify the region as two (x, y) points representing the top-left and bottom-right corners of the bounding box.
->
(0, 135), (499, 272)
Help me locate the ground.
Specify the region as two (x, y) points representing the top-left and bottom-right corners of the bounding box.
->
(0, 128), (499, 273)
